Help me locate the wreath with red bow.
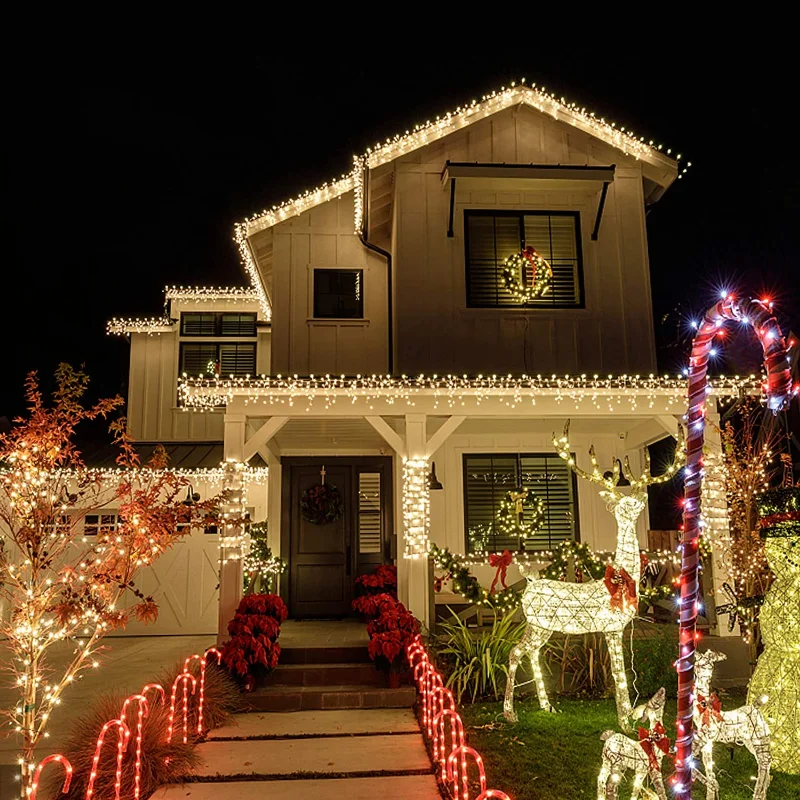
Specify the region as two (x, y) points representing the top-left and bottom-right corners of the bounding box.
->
(300, 483), (343, 525)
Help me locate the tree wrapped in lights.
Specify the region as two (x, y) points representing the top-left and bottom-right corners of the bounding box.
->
(0, 366), (224, 798)
(747, 486), (800, 774)
(243, 522), (285, 594)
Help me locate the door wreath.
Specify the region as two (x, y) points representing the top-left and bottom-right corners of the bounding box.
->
(300, 479), (343, 525)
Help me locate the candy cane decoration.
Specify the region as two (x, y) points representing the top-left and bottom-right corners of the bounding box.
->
(166, 671), (197, 745)
(447, 745), (487, 800)
(29, 754), (73, 799)
(119, 694), (149, 800)
(184, 654), (209, 734)
(674, 293), (793, 800)
(141, 682), (166, 707)
(476, 792), (513, 800)
(434, 707), (465, 779)
(86, 719), (130, 800)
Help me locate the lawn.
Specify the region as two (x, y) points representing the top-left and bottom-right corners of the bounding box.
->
(459, 695), (799, 799)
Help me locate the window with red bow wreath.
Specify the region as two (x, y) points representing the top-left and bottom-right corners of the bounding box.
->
(502, 246), (553, 303)
(300, 482), (343, 525)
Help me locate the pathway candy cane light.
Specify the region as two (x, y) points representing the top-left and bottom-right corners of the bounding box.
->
(29, 754), (72, 800)
(85, 718), (130, 800)
(674, 294), (793, 800)
(119, 694), (149, 800)
(166, 671), (197, 745)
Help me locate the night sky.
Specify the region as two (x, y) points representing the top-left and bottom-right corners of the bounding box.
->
(5, 41), (799, 424)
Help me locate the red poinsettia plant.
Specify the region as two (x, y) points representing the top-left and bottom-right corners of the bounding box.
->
(221, 593), (288, 690)
(352, 564), (398, 620)
(366, 597), (420, 671)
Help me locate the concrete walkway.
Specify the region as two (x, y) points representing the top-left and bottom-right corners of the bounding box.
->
(154, 708), (439, 799)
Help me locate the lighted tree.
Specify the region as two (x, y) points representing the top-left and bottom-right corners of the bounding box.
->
(712, 399), (783, 664)
(0, 366), (223, 798)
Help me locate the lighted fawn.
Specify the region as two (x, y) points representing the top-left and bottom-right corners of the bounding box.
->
(503, 422), (685, 729)
(693, 650), (771, 800)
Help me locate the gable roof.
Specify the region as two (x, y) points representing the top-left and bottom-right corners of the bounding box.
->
(235, 80), (685, 319)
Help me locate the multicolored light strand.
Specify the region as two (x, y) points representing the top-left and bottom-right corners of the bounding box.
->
(674, 294), (793, 800)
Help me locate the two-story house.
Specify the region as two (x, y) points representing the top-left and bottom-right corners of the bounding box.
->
(109, 82), (744, 639)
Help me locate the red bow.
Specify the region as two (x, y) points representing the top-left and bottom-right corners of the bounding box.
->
(489, 550), (513, 594)
(697, 693), (723, 726)
(604, 564), (637, 612)
(638, 723), (671, 771)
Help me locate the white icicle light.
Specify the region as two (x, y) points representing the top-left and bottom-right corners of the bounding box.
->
(403, 458), (430, 558)
(220, 460), (249, 564)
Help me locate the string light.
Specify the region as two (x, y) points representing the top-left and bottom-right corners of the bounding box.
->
(86, 719), (130, 800)
(119, 695), (149, 800)
(183, 654), (209, 735)
(106, 317), (173, 336)
(166, 671), (197, 745)
(164, 286), (260, 303)
(501, 247), (553, 303)
(504, 422), (685, 729)
(220, 460), (249, 563)
(403, 458), (430, 558)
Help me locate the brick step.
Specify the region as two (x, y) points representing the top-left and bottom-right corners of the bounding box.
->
(279, 646), (371, 665)
(244, 684), (416, 712)
(268, 662), (383, 687)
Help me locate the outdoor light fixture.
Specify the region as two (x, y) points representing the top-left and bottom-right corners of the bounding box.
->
(428, 462), (443, 491)
(182, 486), (201, 506)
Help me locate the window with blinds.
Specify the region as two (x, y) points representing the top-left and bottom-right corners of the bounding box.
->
(180, 342), (256, 377)
(464, 211), (584, 308)
(180, 312), (256, 336)
(463, 453), (579, 553)
(358, 472), (382, 553)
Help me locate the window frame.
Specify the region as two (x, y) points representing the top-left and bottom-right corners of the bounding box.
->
(461, 452), (581, 553)
(179, 311), (257, 337)
(179, 341), (257, 378)
(312, 268), (365, 319)
(463, 209), (585, 309)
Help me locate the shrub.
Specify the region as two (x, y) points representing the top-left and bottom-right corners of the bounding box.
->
(352, 591), (397, 620)
(220, 593), (288, 688)
(543, 633), (613, 698)
(629, 628), (678, 698)
(435, 609), (526, 702)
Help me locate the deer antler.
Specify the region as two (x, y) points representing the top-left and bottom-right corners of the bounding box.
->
(625, 425), (686, 492)
(553, 421), (622, 494)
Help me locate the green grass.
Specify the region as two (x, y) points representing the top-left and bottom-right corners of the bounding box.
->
(459, 695), (799, 799)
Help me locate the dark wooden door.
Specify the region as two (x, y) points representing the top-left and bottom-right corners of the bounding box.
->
(282, 457), (393, 618)
(288, 464), (352, 617)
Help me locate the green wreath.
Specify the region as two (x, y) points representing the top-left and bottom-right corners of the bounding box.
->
(300, 483), (343, 525)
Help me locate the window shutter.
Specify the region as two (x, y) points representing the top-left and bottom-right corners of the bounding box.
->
(181, 343), (219, 377)
(221, 313), (257, 336)
(523, 214), (581, 306)
(357, 472), (382, 554)
(219, 343), (256, 377)
(181, 313), (217, 335)
(519, 455), (578, 549)
(466, 215), (521, 307)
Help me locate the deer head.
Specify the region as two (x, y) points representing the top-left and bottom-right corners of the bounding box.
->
(553, 421), (686, 527)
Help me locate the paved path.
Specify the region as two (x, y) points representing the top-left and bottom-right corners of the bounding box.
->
(154, 707), (439, 799)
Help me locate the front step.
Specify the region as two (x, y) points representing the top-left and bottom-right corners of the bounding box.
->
(279, 645), (371, 665)
(269, 662), (382, 687)
(244, 684), (416, 712)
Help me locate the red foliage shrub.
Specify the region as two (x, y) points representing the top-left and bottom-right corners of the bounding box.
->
(351, 592), (397, 620)
(366, 599), (419, 670)
(355, 564), (398, 594)
(220, 593), (287, 687)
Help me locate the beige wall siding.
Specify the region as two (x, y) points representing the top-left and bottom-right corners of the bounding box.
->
(269, 193), (389, 376)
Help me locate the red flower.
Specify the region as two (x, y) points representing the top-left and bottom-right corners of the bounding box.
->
(366, 599), (419, 669)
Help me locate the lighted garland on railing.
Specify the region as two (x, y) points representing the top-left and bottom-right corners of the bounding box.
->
(502, 247), (553, 303)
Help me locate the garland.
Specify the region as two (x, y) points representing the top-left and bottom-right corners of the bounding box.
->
(756, 486), (800, 539)
(502, 246), (553, 303)
(300, 482), (343, 525)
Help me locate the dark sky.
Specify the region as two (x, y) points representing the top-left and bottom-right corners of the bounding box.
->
(5, 38), (798, 422)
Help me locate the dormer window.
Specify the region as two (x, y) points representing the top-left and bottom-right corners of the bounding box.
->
(464, 211), (584, 308)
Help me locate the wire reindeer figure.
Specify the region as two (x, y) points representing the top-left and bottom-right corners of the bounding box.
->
(503, 422), (685, 730)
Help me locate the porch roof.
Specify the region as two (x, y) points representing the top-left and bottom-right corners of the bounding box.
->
(179, 374), (761, 417)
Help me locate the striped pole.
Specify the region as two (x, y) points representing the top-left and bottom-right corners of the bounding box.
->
(674, 295), (793, 799)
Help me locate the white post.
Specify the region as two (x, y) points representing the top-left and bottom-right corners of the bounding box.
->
(703, 410), (736, 637)
(219, 413), (246, 643)
(403, 414), (430, 629)
(266, 449), (283, 592)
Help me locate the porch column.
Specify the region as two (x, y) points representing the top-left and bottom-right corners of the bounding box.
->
(403, 414), (431, 629)
(219, 413), (246, 643)
(703, 410), (736, 637)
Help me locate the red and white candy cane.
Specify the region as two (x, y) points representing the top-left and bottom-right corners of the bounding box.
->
(29, 753), (73, 799)
(166, 671), (197, 745)
(86, 718), (130, 800)
(447, 745), (487, 800)
(119, 694), (149, 800)
(434, 706), (465, 779)
(141, 682), (165, 707)
(184, 653), (209, 734)
(674, 294), (793, 800)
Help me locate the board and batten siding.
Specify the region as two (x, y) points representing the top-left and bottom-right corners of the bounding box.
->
(268, 193), (389, 377)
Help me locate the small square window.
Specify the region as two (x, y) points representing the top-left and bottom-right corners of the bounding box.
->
(313, 269), (364, 319)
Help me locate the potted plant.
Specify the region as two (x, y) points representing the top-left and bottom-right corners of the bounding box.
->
(220, 593), (288, 691)
(352, 564), (397, 621)
(366, 596), (419, 688)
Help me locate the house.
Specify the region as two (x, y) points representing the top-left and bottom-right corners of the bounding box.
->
(108, 81), (749, 639)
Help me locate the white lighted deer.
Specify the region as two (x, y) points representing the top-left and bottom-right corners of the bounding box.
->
(693, 650), (771, 800)
(503, 421), (685, 729)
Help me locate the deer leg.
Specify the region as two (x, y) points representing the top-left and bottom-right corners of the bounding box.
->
(750, 744), (771, 800)
(504, 626), (531, 722)
(596, 762), (610, 800)
(630, 768), (644, 800)
(701, 742), (718, 800)
(650, 767), (668, 800)
(527, 627), (553, 713)
(605, 630), (632, 731)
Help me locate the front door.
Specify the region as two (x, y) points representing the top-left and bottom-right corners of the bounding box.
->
(283, 457), (393, 618)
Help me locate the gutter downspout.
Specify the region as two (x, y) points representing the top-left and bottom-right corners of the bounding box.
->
(357, 163), (394, 375)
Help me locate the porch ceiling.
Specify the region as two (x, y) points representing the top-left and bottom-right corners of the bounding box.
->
(273, 417), (390, 453)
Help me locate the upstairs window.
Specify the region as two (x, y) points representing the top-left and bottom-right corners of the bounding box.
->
(313, 269), (363, 318)
(463, 453), (579, 553)
(181, 312), (257, 336)
(180, 342), (256, 377)
(464, 211), (583, 308)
